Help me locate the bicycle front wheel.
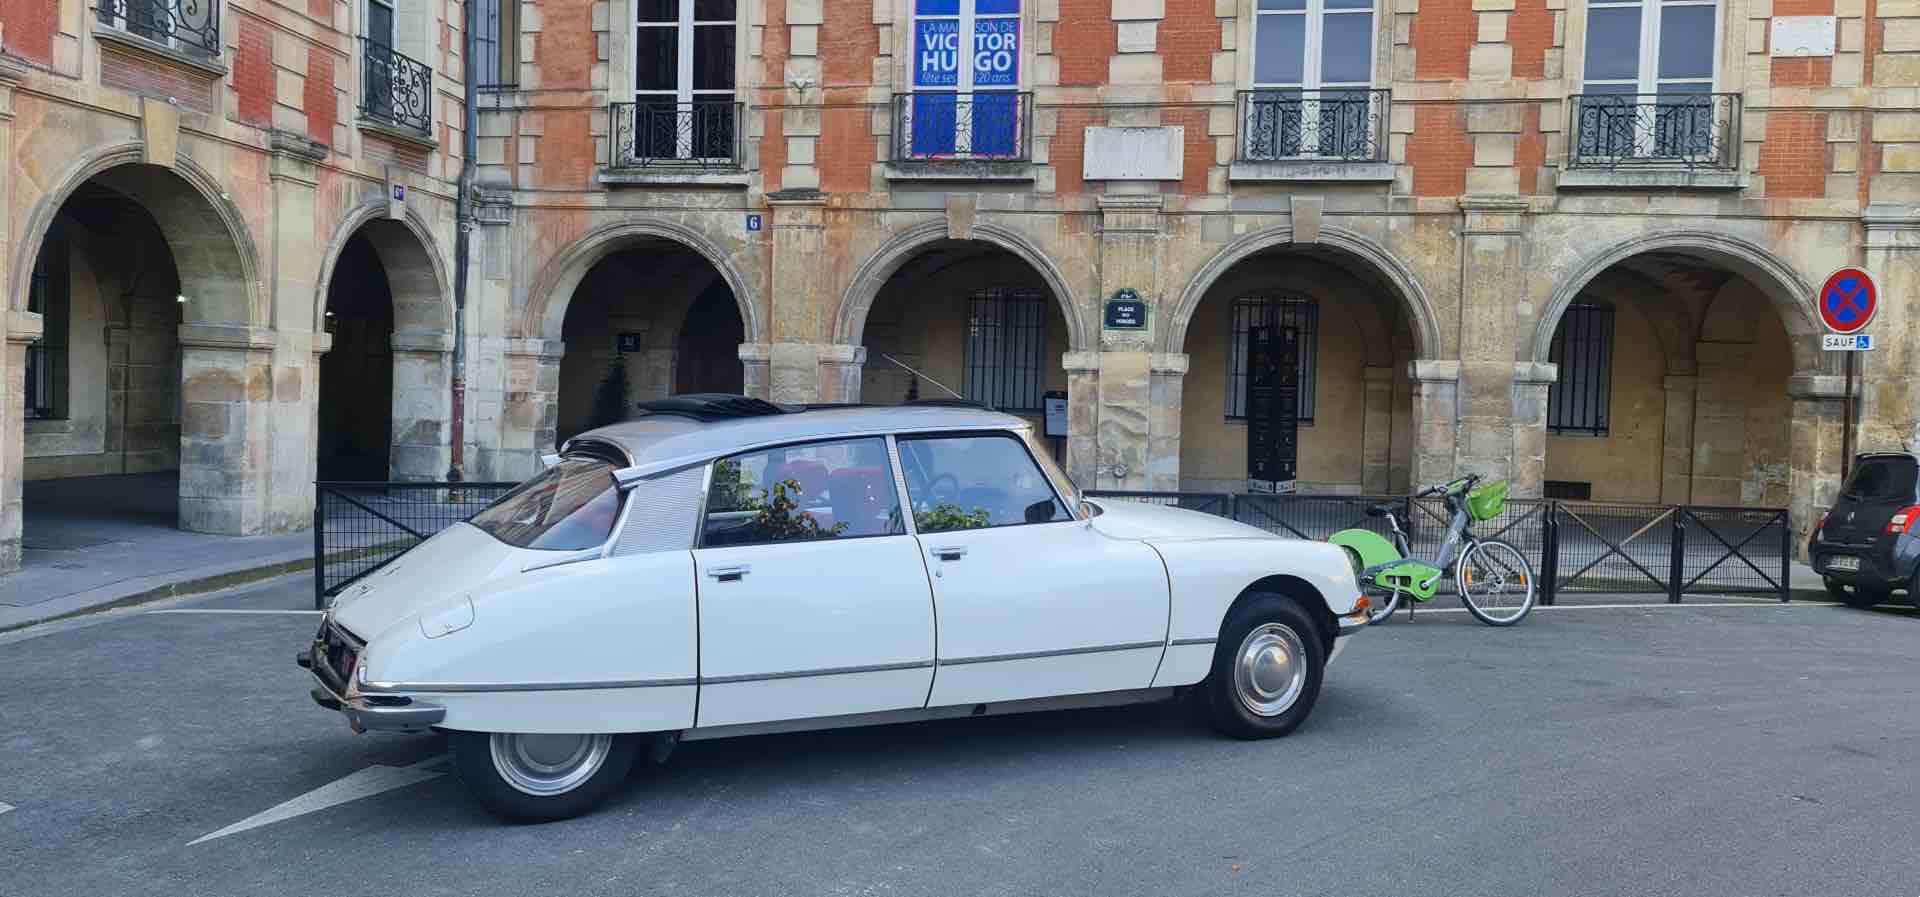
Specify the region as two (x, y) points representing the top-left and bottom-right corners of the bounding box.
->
(1455, 539), (1537, 626)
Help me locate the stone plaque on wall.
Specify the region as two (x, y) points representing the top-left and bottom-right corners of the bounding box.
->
(1083, 127), (1185, 181)
(1770, 16), (1836, 56)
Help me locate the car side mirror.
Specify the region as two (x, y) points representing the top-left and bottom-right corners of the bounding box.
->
(1025, 499), (1058, 524)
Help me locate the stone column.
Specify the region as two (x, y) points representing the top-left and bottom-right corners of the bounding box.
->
(1, 312), (43, 573)
(1360, 365), (1395, 494)
(177, 325), (278, 535)
(1062, 351), (1101, 488)
(738, 343), (771, 400)
(1456, 197), (1531, 489)
(1660, 372), (1699, 505)
(1408, 360), (1460, 490)
(766, 189), (829, 404)
(308, 332), (333, 486)
(1146, 353), (1187, 491)
(1509, 362), (1558, 497)
(265, 133), (330, 531)
(389, 331), (453, 482)
(1789, 374), (1850, 553)
(1690, 343), (1752, 505)
(499, 338), (565, 479)
(817, 344), (866, 404)
(1859, 204), (1920, 453)
(1093, 351), (1151, 490)
(1091, 195), (1164, 491)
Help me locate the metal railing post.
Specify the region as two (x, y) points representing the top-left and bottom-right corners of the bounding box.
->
(313, 488), (327, 610)
(1779, 510), (1792, 602)
(1668, 509), (1686, 603)
(1540, 501), (1558, 606)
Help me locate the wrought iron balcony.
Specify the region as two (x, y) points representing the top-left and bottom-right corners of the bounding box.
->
(96, 0), (221, 58)
(891, 92), (1033, 163)
(609, 100), (743, 169)
(1568, 93), (1740, 170)
(1237, 89), (1388, 163)
(360, 39), (434, 138)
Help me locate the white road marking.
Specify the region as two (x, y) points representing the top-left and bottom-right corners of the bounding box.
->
(1392, 600), (1828, 614)
(188, 755), (446, 846)
(0, 802), (13, 815)
(148, 609), (324, 616)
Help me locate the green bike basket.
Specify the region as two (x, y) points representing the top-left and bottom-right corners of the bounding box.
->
(1465, 479), (1509, 522)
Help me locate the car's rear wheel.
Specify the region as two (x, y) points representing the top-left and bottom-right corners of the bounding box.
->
(1202, 592), (1326, 740)
(448, 730), (638, 822)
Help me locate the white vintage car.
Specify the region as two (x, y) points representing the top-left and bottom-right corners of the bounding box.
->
(302, 397), (1369, 821)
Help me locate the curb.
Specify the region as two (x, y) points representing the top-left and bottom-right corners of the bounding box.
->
(0, 552), (319, 634)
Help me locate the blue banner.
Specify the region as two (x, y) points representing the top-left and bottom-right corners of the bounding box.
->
(914, 19), (960, 87)
(972, 18), (1019, 87)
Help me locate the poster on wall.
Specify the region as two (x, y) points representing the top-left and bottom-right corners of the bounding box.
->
(911, 0), (1020, 158)
(1246, 325), (1299, 495)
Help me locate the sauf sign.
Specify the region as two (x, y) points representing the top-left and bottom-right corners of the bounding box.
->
(911, 0), (1021, 157)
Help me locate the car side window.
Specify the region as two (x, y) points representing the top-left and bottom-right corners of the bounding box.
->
(701, 437), (903, 548)
(897, 433), (1070, 533)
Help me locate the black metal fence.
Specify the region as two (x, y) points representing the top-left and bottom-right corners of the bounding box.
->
(314, 481), (515, 609)
(360, 39), (434, 136)
(1237, 89), (1389, 163)
(609, 100), (743, 169)
(1567, 92), (1740, 170)
(98, 0), (221, 57)
(1086, 491), (1790, 604)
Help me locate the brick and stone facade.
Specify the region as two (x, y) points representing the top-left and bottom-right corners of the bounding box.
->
(3, 0), (1920, 574)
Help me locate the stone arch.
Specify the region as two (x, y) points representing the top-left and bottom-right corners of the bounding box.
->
(1163, 225), (1443, 358)
(312, 199), (454, 337)
(835, 220), (1090, 351)
(1578, 270), (1700, 374)
(1533, 230), (1822, 374)
(521, 219), (762, 344)
(10, 145), (266, 329)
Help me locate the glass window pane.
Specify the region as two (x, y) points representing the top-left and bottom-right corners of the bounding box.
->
(368, 1), (395, 46)
(693, 0), (735, 20)
(702, 438), (901, 546)
(636, 0), (678, 23)
(1583, 7), (1644, 83)
(1324, 0), (1372, 7)
(1657, 4), (1715, 80)
(977, 0), (1021, 14)
(915, 0), (960, 13)
(1253, 15), (1306, 84)
(636, 28), (678, 91)
(1320, 13), (1374, 84)
(1259, 0), (1307, 9)
(898, 435), (1067, 532)
(693, 24), (735, 90)
(470, 459), (623, 551)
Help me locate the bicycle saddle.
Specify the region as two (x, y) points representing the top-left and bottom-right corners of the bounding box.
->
(1364, 502), (1396, 518)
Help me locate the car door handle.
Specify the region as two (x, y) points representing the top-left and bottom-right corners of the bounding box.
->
(706, 564), (750, 582)
(930, 546), (967, 561)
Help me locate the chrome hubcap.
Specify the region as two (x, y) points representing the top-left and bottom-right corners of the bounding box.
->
(489, 733), (612, 797)
(1233, 623), (1308, 717)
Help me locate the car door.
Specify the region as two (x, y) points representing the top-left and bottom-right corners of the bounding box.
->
(692, 436), (937, 728)
(897, 431), (1169, 707)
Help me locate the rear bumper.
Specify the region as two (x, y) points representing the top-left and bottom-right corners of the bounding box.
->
(1810, 543), (1910, 587)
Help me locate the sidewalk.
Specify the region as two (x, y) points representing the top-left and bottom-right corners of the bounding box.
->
(0, 474), (318, 632)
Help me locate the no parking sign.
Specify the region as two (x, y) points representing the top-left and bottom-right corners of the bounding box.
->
(1818, 266), (1877, 334)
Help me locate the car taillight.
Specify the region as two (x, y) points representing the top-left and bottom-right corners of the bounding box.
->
(1887, 506), (1920, 534)
(1816, 511), (1829, 532)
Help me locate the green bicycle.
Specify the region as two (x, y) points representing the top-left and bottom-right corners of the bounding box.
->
(1328, 474), (1538, 627)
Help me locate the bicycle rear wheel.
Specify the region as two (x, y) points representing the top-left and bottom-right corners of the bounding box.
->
(1455, 539), (1536, 626)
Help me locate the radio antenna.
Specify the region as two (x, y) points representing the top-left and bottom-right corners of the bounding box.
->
(878, 353), (963, 400)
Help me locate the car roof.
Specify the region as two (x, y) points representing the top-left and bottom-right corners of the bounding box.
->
(567, 402), (1038, 468)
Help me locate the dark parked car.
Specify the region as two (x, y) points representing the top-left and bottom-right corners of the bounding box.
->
(1809, 452), (1920, 607)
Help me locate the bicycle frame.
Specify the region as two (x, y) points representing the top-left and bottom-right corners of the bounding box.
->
(1380, 493), (1476, 571)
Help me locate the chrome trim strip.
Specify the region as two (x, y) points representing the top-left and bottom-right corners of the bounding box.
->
(360, 677), (699, 694)
(1168, 637), (1217, 647)
(939, 641), (1166, 666)
(701, 659), (934, 685)
(613, 422), (1039, 485)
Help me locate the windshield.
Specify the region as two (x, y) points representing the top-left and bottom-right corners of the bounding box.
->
(469, 458), (623, 550)
(1840, 456), (1918, 503)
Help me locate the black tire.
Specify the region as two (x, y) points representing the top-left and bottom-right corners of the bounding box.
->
(1203, 592), (1327, 740)
(1827, 578), (1888, 608)
(448, 730), (639, 822)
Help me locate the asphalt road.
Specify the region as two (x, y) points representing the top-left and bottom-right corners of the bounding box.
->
(3, 580), (1918, 897)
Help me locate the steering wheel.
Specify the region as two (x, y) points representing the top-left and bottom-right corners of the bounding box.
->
(924, 472), (961, 506)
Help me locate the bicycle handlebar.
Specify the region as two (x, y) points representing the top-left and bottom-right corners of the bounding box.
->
(1416, 473), (1482, 499)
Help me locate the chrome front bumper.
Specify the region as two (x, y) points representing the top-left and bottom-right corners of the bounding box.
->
(298, 643), (444, 734)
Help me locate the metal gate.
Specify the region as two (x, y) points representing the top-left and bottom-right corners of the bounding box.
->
(313, 481), (514, 608)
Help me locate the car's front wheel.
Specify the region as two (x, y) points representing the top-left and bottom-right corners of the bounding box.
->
(448, 730), (638, 822)
(1203, 593), (1326, 740)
